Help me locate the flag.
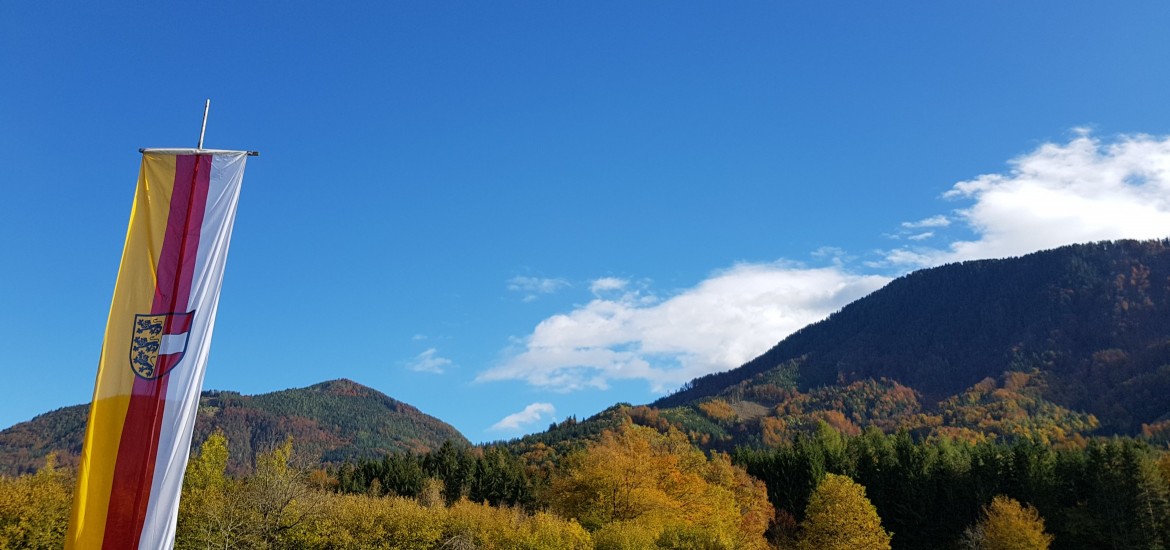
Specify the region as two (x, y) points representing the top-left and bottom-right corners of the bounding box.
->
(67, 149), (250, 549)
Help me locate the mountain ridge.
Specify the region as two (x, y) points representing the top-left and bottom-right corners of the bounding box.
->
(0, 378), (467, 476)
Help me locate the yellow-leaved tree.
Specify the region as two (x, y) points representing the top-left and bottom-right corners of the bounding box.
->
(176, 431), (250, 549)
(961, 495), (1053, 550)
(798, 473), (892, 550)
(177, 434), (324, 550)
(549, 422), (773, 549)
(242, 437), (326, 548)
(0, 454), (71, 550)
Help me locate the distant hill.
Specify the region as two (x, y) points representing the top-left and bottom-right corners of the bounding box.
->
(0, 379), (467, 475)
(514, 240), (1170, 454)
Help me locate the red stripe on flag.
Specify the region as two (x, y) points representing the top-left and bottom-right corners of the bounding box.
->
(104, 155), (211, 548)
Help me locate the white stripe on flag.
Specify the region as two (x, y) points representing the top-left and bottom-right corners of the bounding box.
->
(140, 152), (247, 549)
(158, 334), (188, 355)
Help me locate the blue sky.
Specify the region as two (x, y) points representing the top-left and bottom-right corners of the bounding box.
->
(3, 3), (1170, 442)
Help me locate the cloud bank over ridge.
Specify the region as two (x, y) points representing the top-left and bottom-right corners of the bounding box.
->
(483, 131), (1170, 395)
(480, 266), (889, 392)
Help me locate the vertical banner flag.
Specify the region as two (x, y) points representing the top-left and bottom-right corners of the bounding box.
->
(67, 149), (250, 549)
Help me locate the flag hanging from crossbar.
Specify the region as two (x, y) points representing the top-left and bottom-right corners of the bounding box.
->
(67, 149), (250, 549)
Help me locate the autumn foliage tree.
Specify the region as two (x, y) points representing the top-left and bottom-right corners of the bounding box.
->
(176, 434), (324, 549)
(0, 454), (71, 550)
(961, 495), (1053, 550)
(798, 473), (891, 550)
(176, 432), (247, 549)
(548, 422), (773, 549)
(177, 434), (588, 549)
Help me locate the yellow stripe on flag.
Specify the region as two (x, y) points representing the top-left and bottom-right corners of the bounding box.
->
(67, 154), (177, 548)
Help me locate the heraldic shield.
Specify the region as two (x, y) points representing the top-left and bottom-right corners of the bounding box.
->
(130, 311), (195, 379)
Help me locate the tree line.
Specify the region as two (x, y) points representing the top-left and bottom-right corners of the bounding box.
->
(0, 423), (773, 549)
(734, 423), (1170, 549)
(5, 420), (1170, 548)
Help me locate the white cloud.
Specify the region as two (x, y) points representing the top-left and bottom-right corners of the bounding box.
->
(901, 215), (951, 229)
(590, 277), (628, 294)
(811, 246), (846, 258)
(887, 132), (1170, 268)
(508, 276), (570, 302)
(874, 248), (934, 268)
(479, 264), (890, 392)
(887, 216), (949, 242)
(407, 348), (452, 374)
(490, 402), (555, 431)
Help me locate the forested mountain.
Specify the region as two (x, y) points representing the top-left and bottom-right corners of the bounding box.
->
(0, 379), (466, 475)
(514, 240), (1170, 453)
(645, 239), (1170, 442)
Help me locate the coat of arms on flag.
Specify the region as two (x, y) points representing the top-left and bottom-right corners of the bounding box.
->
(130, 311), (195, 379)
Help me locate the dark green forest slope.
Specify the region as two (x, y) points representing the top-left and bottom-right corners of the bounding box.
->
(0, 379), (466, 475)
(658, 240), (1170, 425)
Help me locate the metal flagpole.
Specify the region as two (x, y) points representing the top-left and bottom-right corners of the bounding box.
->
(197, 99), (210, 150)
(138, 100), (260, 156)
